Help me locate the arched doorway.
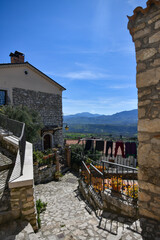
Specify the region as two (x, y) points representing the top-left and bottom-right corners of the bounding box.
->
(43, 134), (52, 150)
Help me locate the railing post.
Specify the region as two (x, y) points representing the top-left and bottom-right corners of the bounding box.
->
(90, 164), (91, 186)
(102, 161), (105, 192)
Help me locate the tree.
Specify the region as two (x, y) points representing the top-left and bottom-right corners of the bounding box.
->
(0, 105), (43, 143)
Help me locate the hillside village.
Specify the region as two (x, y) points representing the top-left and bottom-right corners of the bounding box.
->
(0, 0), (160, 240)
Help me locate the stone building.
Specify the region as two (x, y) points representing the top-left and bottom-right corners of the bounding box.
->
(0, 51), (66, 150)
(128, 0), (160, 238)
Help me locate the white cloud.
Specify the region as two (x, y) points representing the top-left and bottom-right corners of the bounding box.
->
(58, 71), (110, 80)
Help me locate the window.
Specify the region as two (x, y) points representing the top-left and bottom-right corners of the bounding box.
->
(0, 90), (7, 106)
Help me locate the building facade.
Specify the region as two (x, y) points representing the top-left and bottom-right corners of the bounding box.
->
(0, 51), (66, 150)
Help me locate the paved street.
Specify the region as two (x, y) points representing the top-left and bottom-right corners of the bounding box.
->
(35, 171), (142, 240)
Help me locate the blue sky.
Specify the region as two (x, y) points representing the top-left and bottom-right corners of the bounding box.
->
(1, 0), (147, 115)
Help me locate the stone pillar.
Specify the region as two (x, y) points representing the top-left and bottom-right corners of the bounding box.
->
(10, 185), (38, 231)
(128, 0), (160, 238)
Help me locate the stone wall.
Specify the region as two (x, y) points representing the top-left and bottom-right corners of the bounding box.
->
(128, 1), (160, 238)
(34, 164), (56, 185)
(10, 185), (37, 231)
(12, 87), (63, 148)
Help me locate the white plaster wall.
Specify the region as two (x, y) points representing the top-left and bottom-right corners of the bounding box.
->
(0, 64), (62, 104)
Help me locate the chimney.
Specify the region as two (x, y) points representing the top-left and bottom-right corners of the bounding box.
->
(9, 51), (24, 63)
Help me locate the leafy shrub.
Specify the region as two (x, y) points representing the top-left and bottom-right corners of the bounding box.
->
(70, 144), (84, 167)
(1, 105), (43, 143)
(33, 150), (44, 164)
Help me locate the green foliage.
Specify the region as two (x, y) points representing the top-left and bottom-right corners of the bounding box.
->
(1, 105), (43, 143)
(85, 150), (101, 163)
(36, 199), (47, 228)
(70, 144), (84, 167)
(33, 150), (43, 163)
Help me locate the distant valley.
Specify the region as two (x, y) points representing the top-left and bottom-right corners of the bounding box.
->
(64, 109), (138, 137)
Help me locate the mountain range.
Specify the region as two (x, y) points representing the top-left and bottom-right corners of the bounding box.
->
(64, 109), (138, 125)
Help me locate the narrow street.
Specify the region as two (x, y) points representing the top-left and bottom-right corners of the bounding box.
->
(35, 171), (142, 240)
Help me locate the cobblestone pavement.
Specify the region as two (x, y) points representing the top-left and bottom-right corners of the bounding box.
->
(35, 171), (143, 240)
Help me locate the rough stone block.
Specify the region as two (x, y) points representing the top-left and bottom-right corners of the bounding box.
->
(138, 168), (149, 181)
(139, 208), (160, 221)
(134, 28), (151, 40)
(136, 67), (160, 88)
(149, 31), (160, 43)
(22, 201), (34, 209)
(22, 208), (35, 216)
(155, 20), (160, 29)
(138, 89), (151, 98)
(138, 100), (151, 107)
(139, 181), (160, 195)
(138, 191), (151, 202)
(137, 62), (146, 72)
(135, 40), (142, 48)
(138, 108), (146, 118)
(138, 132), (151, 142)
(138, 119), (160, 133)
(134, 23), (146, 32)
(148, 14), (160, 24)
(136, 48), (157, 62)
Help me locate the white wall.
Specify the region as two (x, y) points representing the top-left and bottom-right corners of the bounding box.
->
(0, 64), (62, 104)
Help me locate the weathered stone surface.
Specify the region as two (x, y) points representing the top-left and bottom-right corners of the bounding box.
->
(138, 132), (151, 142)
(149, 31), (160, 43)
(138, 100), (151, 107)
(22, 201), (34, 209)
(13, 88), (63, 148)
(137, 62), (146, 72)
(136, 67), (160, 88)
(134, 28), (151, 40)
(136, 48), (157, 62)
(139, 181), (160, 194)
(138, 89), (151, 98)
(134, 23), (146, 32)
(148, 151), (160, 168)
(148, 14), (160, 25)
(151, 136), (160, 146)
(138, 191), (151, 202)
(138, 119), (160, 132)
(22, 208), (35, 216)
(151, 58), (160, 67)
(155, 20), (160, 29)
(139, 208), (160, 221)
(138, 168), (149, 181)
(138, 108), (146, 118)
(138, 143), (151, 166)
(135, 40), (142, 48)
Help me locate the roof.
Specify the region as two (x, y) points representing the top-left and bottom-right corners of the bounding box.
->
(127, 0), (160, 22)
(0, 62), (66, 91)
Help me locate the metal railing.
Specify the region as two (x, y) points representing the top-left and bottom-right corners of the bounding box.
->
(81, 160), (138, 205)
(0, 113), (26, 179)
(102, 160), (138, 204)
